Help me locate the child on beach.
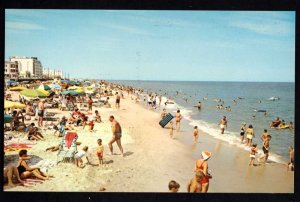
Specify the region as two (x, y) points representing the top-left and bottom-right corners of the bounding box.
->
(249, 143), (258, 166)
(169, 121), (175, 139)
(74, 146), (90, 168)
(97, 139), (104, 166)
(194, 126), (199, 143)
(168, 180), (180, 192)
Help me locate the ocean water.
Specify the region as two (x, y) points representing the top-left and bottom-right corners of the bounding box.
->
(113, 80), (295, 163)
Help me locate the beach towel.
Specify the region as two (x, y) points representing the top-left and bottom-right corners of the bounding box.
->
(15, 178), (44, 187)
(4, 137), (37, 146)
(65, 132), (77, 149)
(4, 143), (32, 152)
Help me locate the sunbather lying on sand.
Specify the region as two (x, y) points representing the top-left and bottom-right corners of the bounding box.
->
(46, 142), (81, 152)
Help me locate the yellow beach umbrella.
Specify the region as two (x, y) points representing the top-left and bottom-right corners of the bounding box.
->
(9, 86), (27, 91)
(75, 88), (84, 93)
(4, 100), (26, 109)
(68, 86), (81, 90)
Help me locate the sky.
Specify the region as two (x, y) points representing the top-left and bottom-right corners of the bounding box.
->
(5, 10), (295, 82)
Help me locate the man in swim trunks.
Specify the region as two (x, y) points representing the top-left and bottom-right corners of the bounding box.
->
(219, 116), (227, 134)
(187, 171), (205, 193)
(115, 92), (121, 109)
(108, 115), (124, 156)
(37, 100), (45, 127)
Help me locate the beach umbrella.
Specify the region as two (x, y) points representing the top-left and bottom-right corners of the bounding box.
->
(60, 90), (80, 96)
(20, 89), (50, 98)
(9, 86), (27, 91)
(68, 86), (81, 90)
(36, 84), (51, 91)
(48, 84), (62, 90)
(4, 100), (26, 109)
(4, 114), (13, 123)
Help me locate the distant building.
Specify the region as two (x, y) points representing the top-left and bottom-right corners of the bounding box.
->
(5, 61), (19, 80)
(43, 68), (63, 79)
(9, 56), (43, 78)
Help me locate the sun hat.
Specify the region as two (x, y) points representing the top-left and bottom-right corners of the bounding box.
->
(242, 122), (246, 126)
(201, 150), (212, 161)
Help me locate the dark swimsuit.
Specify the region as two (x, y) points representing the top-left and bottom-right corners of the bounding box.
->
(17, 160), (27, 177)
(240, 127), (245, 136)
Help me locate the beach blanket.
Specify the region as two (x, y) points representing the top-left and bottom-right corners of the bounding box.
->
(15, 178), (44, 187)
(65, 132), (77, 149)
(4, 143), (33, 152)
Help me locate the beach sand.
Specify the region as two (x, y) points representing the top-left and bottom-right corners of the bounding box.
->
(4, 95), (294, 192)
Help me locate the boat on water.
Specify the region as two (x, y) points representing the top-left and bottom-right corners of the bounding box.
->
(268, 96), (280, 101)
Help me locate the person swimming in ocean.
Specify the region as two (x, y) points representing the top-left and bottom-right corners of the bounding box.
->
(194, 102), (201, 110)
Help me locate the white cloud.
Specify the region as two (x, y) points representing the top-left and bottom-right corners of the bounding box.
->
(229, 12), (294, 36)
(230, 20), (292, 36)
(6, 21), (44, 30)
(97, 22), (168, 39)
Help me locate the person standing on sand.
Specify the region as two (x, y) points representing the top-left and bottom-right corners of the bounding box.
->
(249, 143), (258, 166)
(288, 146), (294, 171)
(115, 92), (121, 109)
(88, 97), (93, 112)
(219, 116), (227, 134)
(97, 139), (104, 166)
(108, 116), (124, 156)
(245, 125), (255, 147)
(240, 123), (246, 144)
(161, 108), (167, 119)
(169, 121), (175, 139)
(194, 126), (199, 143)
(187, 171), (205, 193)
(159, 95), (162, 106)
(168, 180), (180, 192)
(258, 135), (271, 163)
(37, 99), (45, 127)
(175, 110), (182, 132)
(195, 151), (212, 193)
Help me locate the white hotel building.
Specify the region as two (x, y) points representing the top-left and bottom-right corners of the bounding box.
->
(9, 56), (43, 78)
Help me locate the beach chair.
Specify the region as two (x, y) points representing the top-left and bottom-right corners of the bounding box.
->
(57, 131), (78, 164)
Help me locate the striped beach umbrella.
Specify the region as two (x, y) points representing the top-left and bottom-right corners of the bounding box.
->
(36, 84), (51, 91)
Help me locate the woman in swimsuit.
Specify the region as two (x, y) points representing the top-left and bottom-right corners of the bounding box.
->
(16, 150), (50, 180)
(187, 171), (205, 193)
(240, 123), (246, 144)
(245, 125), (255, 147)
(194, 151), (212, 193)
(175, 110), (182, 132)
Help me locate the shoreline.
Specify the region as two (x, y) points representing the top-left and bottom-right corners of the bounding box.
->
(4, 88), (294, 192)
